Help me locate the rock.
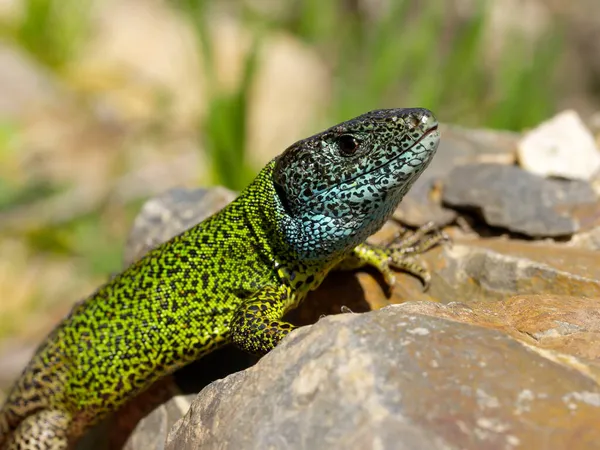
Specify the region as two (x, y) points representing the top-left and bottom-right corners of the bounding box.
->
(395, 124), (518, 227)
(569, 226), (600, 251)
(442, 163), (599, 237)
(166, 306), (600, 450)
(517, 110), (600, 181)
(120, 391), (193, 450)
(397, 296), (600, 362)
(493, 295), (600, 360)
(409, 237), (600, 305)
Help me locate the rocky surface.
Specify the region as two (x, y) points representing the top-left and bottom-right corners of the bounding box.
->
(166, 305), (600, 450)
(110, 112), (600, 450)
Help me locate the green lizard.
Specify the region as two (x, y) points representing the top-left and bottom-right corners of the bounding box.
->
(0, 108), (442, 449)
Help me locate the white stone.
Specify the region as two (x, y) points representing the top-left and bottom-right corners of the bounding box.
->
(517, 110), (600, 180)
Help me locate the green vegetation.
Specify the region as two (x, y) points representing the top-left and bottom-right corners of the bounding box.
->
(174, 0), (262, 191)
(2, 0), (91, 69)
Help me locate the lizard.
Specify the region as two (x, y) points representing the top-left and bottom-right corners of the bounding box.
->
(0, 107), (442, 449)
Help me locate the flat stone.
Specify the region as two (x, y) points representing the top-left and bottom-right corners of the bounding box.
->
(320, 230), (600, 314)
(442, 163), (598, 237)
(518, 110), (600, 181)
(166, 306), (600, 450)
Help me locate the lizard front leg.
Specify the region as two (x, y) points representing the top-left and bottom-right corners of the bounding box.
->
(230, 285), (296, 355)
(337, 222), (449, 289)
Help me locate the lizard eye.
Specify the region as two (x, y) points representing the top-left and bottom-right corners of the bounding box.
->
(338, 135), (360, 156)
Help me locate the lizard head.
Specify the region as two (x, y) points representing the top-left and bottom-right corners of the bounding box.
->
(272, 108), (440, 259)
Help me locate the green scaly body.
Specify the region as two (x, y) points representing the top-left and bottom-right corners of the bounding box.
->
(0, 108), (441, 449)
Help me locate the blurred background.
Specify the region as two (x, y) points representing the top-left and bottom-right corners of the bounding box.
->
(0, 0), (600, 381)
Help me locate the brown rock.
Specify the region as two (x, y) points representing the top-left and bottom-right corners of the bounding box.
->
(416, 238), (600, 305)
(398, 296), (600, 364)
(166, 306), (600, 450)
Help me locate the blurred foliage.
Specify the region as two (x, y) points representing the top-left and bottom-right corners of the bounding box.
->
(0, 0), (566, 342)
(283, 0), (561, 129)
(174, 0), (261, 191)
(5, 0), (563, 190)
(172, 0), (561, 187)
(1, 0), (91, 68)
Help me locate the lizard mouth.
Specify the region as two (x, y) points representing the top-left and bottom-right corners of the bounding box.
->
(336, 124), (439, 192)
(418, 124), (438, 142)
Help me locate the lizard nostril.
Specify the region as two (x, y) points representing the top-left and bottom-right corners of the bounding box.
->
(407, 115), (420, 129)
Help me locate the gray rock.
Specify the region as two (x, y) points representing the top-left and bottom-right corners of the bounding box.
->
(442, 163), (598, 237)
(121, 393), (194, 450)
(166, 306), (600, 450)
